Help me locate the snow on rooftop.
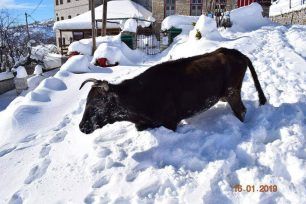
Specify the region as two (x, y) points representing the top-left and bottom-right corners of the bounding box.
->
(53, 0), (154, 30)
(270, 0), (306, 16)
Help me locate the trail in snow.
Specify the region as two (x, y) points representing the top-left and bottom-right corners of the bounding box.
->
(0, 25), (306, 203)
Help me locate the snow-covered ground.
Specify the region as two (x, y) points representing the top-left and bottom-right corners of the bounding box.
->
(1, 8), (306, 204)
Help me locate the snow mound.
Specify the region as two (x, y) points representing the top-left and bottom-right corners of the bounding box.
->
(161, 15), (199, 32)
(68, 35), (122, 56)
(68, 41), (92, 56)
(122, 19), (138, 33)
(40, 78), (67, 91)
(230, 3), (272, 32)
(15, 66), (28, 78)
(190, 15), (223, 41)
(61, 55), (91, 73)
(34, 65), (43, 75)
(91, 40), (145, 66)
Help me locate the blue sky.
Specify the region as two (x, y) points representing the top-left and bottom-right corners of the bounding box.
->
(0, 0), (54, 23)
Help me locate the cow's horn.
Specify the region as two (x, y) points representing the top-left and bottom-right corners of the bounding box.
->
(79, 78), (100, 90)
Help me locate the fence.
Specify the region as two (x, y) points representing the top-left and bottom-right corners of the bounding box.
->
(136, 27), (161, 55)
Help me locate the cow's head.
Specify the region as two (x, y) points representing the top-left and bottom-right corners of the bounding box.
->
(79, 78), (123, 134)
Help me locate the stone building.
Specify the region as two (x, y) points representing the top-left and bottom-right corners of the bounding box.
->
(54, 0), (101, 21)
(54, 0), (102, 49)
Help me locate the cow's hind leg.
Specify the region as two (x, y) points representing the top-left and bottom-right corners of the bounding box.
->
(226, 88), (246, 122)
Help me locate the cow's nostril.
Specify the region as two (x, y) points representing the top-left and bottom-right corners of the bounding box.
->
(79, 122), (94, 134)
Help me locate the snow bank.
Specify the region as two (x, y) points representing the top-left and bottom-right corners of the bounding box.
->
(68, 35), (121, 56)
(68, 41), (92, 56)
(230, 3), (271, 32)
(15, 66), (28, 78)
(0, 71), (14, 81)
(189, 15), (223, 40)
(161, 15), (199, 33)
(67, 35), (146, 71)
(61, 55), (91, 73)
(122, 19), (138, 33)
(91, 40), (145, 66)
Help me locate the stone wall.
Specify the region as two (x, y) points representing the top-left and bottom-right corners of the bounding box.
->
(270, 8), (306, 25)
(0, 78), (15, 95)
(152, 0), (220, 30)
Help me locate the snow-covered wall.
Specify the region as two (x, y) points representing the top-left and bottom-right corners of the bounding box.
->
(270, 7), (306, 25)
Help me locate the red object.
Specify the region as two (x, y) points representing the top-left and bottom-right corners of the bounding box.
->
(68, 51), (80, 58)
(96, 58), (108, 67)
(237, 0), (256, 7)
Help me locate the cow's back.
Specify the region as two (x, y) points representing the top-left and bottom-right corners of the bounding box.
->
(116, 48), (246, 123)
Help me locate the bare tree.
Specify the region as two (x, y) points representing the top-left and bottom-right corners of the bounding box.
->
(0, 10), (56, 72)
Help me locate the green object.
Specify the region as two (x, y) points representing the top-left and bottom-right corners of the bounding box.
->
(195, 29), (202, 40)
(167, 27), (182, 45)
(121, 34), (134, 49)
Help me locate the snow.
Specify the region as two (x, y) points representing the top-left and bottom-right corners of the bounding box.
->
(53, 0), (153, 31)
(0, 71), (14, 81)
(230, 3), (272, 32)
(61, 55), (91, 73)
(189, 15), (223, 40)
(122, 19), (138, 33)
(270, 0), (306, 16)
(34, 65), (43, 75)
(31, 45), (62, 70)
(161, 15), (199, 32)
(1, 9), (306, 203)
(15, 66), (28, 78)
(91, 38), (146, 66)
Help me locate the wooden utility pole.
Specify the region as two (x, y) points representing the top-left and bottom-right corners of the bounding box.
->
(25, 13), (31, 55)
(102, 0), (107, 36)
(90, 0), (96, 55)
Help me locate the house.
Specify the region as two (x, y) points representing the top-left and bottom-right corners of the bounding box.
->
(54, 0), (102, 22)
(53, 0), (153, 54)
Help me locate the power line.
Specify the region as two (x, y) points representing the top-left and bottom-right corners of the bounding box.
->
(30, 0), (44, 15)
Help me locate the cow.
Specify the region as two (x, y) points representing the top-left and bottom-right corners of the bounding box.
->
(79, 48), (267, 134)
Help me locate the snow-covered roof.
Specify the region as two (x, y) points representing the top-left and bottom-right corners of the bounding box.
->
(53, 0), (153, 30)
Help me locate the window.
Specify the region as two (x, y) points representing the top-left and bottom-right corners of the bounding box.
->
(67, 0), (71, 2)
(165, 0), (175, 17)
(60, 0), (63, 4)
(56, 0), (59, 5)
(61, 16), (64, 20)
(57, 17), (60, 21)
(68, 15), (71, 19)
(190, 0), (202, 16)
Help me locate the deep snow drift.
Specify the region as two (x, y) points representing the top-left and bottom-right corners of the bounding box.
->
(1, 5), (306, 203)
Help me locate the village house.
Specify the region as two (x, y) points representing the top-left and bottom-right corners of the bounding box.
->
(54, 0), (271, 53)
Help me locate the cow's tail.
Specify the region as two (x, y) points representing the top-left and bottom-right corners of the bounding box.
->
(245, 56), (267, 105)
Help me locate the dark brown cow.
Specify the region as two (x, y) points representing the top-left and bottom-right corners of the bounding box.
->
(79, 48), (267, 134)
